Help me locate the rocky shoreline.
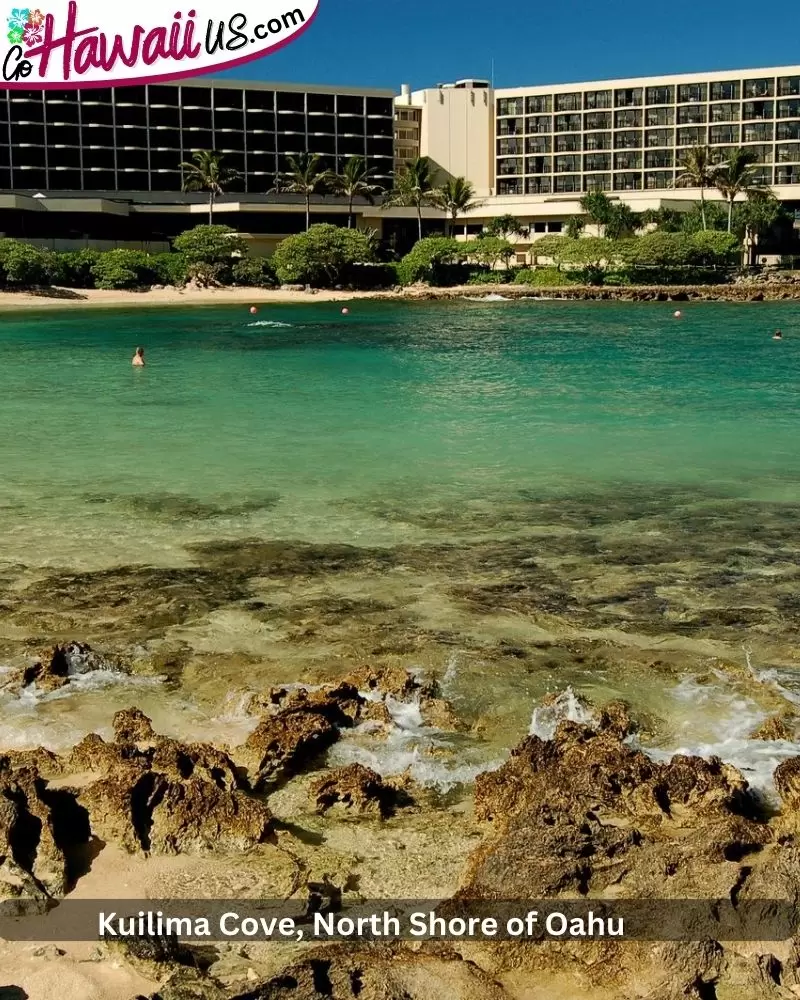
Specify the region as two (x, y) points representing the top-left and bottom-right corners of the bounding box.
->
(3, 647), (800, 999)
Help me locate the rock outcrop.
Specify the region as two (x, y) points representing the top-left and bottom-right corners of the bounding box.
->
(311, 764), (410, 819)
(0, 757), (87, 897)
(78, 729), (273, 856)
(19, 641), (116, 692)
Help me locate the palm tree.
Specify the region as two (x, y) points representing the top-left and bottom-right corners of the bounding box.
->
(270, 153), (330, 231)
(382, 156), (436, 242)
(579, 191), (614, 236)
(430, 176), (484, 236)
(714, 148), (763, 232)
(674, 145), (720, 231)
(179, 150), (239, 225)
(329, 155), (383, 228)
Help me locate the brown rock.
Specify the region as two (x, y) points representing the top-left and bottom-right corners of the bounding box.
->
(112, 707), (156, 744)
(237, 706), (339, 791)
(751, 713), (799, 742)
(67, 733), (138, 774)
(774, 757), (800, 810)
(0, 758), (87, 897)
(311, 764), (410, 818)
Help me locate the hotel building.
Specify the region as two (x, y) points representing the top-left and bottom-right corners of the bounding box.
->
(1, 66), (800, 255)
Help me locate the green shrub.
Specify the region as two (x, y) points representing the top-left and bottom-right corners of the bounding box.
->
(90, 249), (153, 290)
(514, 267), (573, 287)
(0, 240), (54, 286)
(150, 252), (188, 287)
(231, 257), (277, 288)
(340, 262), (398, 289)
(466, 270), (509, 285)
(396, 237), (464, 285)
(272, 224), (377, 287)
(52, 249), (100, 288)
(173, 225), (248, 264)
(186, 261), (233, 287)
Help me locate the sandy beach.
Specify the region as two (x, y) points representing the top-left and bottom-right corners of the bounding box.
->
(2, 280), (800, 311)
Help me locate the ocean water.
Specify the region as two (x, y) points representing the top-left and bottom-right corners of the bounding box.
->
(2, 299), (800, 792)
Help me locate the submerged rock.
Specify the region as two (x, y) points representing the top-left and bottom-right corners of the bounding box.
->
(751, 713), (800, 742)
(18, 641), (118, 692)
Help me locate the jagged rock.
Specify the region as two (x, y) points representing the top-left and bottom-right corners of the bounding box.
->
(751, 713), (800, 742)
(774, 757), (800, 810)
(595, 699), (636, 738)
(1, 747), (64, 776)
(143, 967), (227, 1000)
(75, 725), (271, 856)
(19, 641), (117, 692)
(113, 707), (157, 744)
(237, 944), (513, 999)
(311, 764), (410, 818)
(0, 757), (87, 897)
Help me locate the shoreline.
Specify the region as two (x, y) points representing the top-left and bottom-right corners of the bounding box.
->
(2, 281), (800, 311)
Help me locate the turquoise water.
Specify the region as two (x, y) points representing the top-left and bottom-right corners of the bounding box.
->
(2, 299), (800, 788)
(2, 300), (799, 557)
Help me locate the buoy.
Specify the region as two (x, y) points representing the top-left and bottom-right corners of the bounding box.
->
(250, 306), (258, 315)
(341, 308), (349, 316)
(674, 310), (682, 318)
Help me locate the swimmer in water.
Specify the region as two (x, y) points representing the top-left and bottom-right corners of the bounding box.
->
(773, 330), (783, 340)
(132, 346), (145, 366)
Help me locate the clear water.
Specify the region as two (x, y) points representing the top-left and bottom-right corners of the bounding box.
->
(2, 299), (800, 791)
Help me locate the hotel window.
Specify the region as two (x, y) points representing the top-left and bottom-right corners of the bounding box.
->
(677, 83), (707, 103)
(498, 117), (524, 135)
(548, 221), (563, 232)
(709, 124), (740, 144)
(614, 150), (642, 170)
(615, 108), (642, 128)
(553, 174), (581, 192)
(678, 104), (707, 124)
(776, 143), (800, 162)
(743, 121), (773, 142)
(498, 177), (523, 194)
(554, 114), (581, 132)
(532, 222), (547, 233)
(614, 129), (642, 149)
(497, 137), (522, 155)
(707, 145), (735, 161)
(584, 90), (612, 109)
(779, 77), (800, 97)
(743, 78), (774, 98)
(615, 87), (643, 107)
(396, 109), (419, 122)
(554, 154), (580, 173)
(645, 149), (673, 168)
(677, 126), (706, 145)
(743, 100), (774, 120)
(526, 135), (551, 154)
(646, 107), (674, 127)
(777, 99), (800, 119)
(710, 102), (739, 123)
(584, 132), (611, 150)
(613, 172), (642, 190)
(746, 143), (772, 164)
(584, 152), (611, 171)
(584, 173), (611, 191)
(776, 165), (800, 184)
(710, 81), (740, 101)
(645, 127), (673, 147)
(555, 92), (581, 112)
(497, 157), (523, 175)
(497, 97), (524, 116)
(585, 111), (611, 130)
(749, 166), (771, 185)
(645, 170), (673, 189)
(526, 115), (552, 134)
(526, 95), (552, 114)
(555, 133), (581, 152)
(646, 85), (674, 105)
(526, 155), (551, 174)
(526, 176), (551, 194)
(778, 121), (800, 140)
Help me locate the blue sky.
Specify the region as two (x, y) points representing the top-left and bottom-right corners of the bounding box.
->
(222, 0), (800, 91)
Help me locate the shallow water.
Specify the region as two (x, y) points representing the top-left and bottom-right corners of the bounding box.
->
(2, 300), (800, 792)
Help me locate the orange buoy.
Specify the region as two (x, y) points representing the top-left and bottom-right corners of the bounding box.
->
(250, 306), (258, 315)
(342, 308), (350, 316)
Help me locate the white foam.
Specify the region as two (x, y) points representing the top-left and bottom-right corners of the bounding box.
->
(246, 320), (293, 328)
(529, 686), (595, 739)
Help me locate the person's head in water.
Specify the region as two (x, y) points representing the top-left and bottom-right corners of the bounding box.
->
(132, 346), (145, 366)
(774, 330), (783, 340)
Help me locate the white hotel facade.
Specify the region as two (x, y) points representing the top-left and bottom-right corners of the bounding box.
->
(394, 66), (800, 243)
